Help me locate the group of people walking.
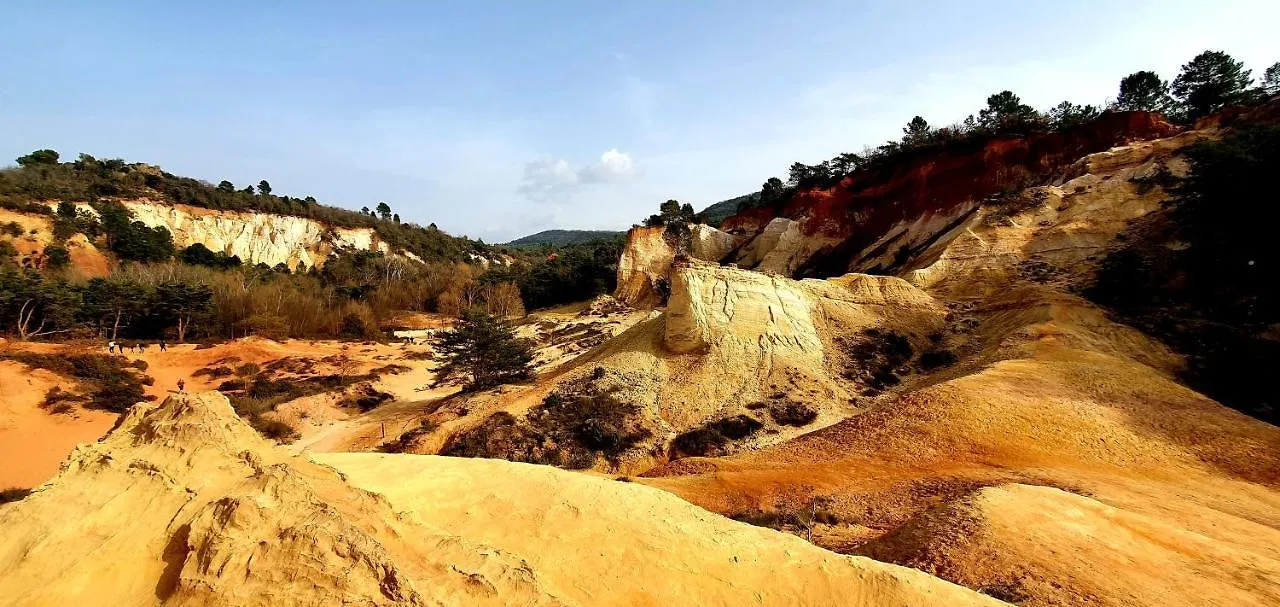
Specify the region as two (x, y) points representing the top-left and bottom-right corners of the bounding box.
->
(107, 339), (185, 392)
(106, 340), (166, 355)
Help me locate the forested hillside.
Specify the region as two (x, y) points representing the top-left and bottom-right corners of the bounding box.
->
(505, 229), (623, 248)
(0, 152), (489, 263)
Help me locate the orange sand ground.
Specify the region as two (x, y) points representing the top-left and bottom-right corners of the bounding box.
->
(0, 336), (439, 490)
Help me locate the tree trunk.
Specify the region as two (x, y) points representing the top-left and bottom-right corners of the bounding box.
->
(111, 309), (122, 341)
(17, 300), (47, 341)
(176, 313), (188, 343)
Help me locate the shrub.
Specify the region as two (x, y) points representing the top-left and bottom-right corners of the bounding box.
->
(918, 350), (958, 371)
(2, 352), (154, 413)
(0, 488), (32, 504)
(768, 400), (818, 426)
(89, 380), (149, 413)
(43, 245), (70, 269)
(339, 383), (393, 412)
(671, 415), (764, 458)
(340, 311), (378, 339)
(39, 386), (81, 414)
(378, 419), (439, 453)
(248, 416), (299, 443)
(841, 328), (916, 393)
(442, 380), (649, 469)
(192, 365), (234, 378)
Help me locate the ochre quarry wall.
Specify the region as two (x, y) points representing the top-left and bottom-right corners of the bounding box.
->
(122, 200), (389, 269)
(614, 223), (735, 307)
(722, 111), (1180, 278)
(1, 200), (392, 273)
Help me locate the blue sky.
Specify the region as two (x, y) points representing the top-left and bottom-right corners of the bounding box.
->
(1, 1), (1276, 241)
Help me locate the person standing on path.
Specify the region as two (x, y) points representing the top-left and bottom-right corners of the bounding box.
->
(177, 378), (185, 392)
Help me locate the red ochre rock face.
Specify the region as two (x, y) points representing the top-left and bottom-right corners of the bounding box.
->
(722, 111), (1180, 277)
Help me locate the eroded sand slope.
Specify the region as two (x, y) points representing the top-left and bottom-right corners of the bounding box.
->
(0, 392), (1002, 606)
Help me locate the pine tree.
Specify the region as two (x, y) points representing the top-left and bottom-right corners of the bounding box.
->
(1261, 62), (1280, 96)
(977, 91), (1044, 133)
(1172, 50), (1253, 119)
(153, 281), (212, 342)
(432, 309), (535, 391)
(901, 116), (933, 146)
(1049, 101), (1100, 130)
(1114, 71), (1171, 112)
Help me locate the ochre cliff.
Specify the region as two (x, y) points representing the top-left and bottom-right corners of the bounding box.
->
(722, 110), (1180, 277)
(1, 200), (399, 272)
(613, 223), (735, 307)
(123, 200), (390, 269)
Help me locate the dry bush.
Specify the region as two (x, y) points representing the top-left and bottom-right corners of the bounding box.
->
(378, 419), (439, 453)
(767, 400), (818, 426)
(247, 415), (299, 443)
(39, 386), (82, 414)
(671, 415), (763, 458)
(483, 281), (525, 318)
(0, 488), (32, 504)
(442, 378), (649, 469)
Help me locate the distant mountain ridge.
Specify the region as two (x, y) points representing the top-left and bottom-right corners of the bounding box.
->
(698, 193), (758, 227)
(504, 194), (755, 246)
(504, 229), (624, 248)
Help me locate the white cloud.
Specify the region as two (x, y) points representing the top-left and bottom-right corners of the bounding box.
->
(518, 148), (635, 201)
(581, 148), (635, 182)
(516, 157), (579, 201)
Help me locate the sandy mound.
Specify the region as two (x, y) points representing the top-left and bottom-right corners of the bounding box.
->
(0, 391), (1000, 606)
(859, 483), (1280, 606)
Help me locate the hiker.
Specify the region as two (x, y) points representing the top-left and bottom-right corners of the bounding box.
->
(158, 340), (167, 352)
(138, 343), (148, 354)
(107, 341), (115, 354)
(177, 378), (185, 392)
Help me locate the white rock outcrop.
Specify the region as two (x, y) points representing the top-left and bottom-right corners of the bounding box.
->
(664, 262), (823, 360)
(123, 201), (388, 269)
(664, 261), (946, 359)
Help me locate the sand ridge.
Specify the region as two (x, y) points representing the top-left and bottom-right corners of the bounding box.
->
(0, 391), (1003, 606)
